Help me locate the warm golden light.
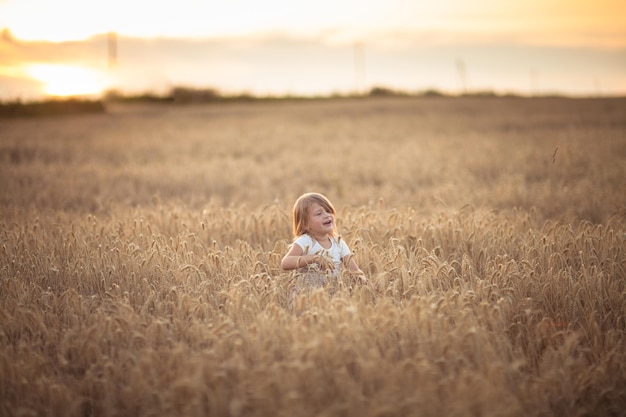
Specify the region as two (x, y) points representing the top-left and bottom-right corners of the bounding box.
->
(25, 64), (104, 97)
(0, 0), (624, 98)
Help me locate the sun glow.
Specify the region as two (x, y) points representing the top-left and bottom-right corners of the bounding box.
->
(25, 64), (105, 97)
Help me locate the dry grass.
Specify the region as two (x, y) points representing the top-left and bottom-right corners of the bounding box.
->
(1, 97), (625, 417)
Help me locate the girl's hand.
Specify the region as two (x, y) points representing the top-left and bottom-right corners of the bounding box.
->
(313, 253), (334, 272)
(351, 270), (368, 284)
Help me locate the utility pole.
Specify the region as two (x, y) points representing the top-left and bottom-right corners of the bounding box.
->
(456, 58), (467, 95)
(354, 42), (366, 95)
(108, 32), (117, 69)
(529, 68), (538, 97)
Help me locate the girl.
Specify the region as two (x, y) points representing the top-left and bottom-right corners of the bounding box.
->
(281, 192), (366, 288)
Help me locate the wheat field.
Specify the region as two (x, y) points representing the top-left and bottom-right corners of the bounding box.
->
(1, 97), (625, 417)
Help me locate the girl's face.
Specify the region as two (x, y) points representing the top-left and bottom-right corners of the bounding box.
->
(305, 202), (334, 236)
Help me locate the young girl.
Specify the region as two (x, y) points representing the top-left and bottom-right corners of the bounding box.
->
(281, 192), (366, 289)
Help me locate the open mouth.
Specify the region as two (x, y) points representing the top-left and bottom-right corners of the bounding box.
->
(323, 219), (333, 226)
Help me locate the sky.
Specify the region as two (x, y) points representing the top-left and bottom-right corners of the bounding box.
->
(0, 0), (625, 100)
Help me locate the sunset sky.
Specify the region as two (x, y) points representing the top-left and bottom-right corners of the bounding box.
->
(1, 0), (625, 99)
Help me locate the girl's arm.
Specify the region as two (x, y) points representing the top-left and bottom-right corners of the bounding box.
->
(280, 244), (304, 270)
(281, 244), (334, 271)
(344, 255), (367, 282)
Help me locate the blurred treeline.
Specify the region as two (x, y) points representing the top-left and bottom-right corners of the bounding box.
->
(1, 84), (580, 118)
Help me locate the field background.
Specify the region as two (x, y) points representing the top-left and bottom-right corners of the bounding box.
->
(1, 97), (625, 416)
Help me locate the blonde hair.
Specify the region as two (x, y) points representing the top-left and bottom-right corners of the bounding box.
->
(292, 192), (337, 237)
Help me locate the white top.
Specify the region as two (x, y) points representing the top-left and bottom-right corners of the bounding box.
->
(292, 234), (351, 277)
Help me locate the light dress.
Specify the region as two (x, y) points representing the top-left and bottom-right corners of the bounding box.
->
(291, 234), (351, 289)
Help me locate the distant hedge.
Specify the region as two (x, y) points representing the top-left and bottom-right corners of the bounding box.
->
(0, 98), (106, 118)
